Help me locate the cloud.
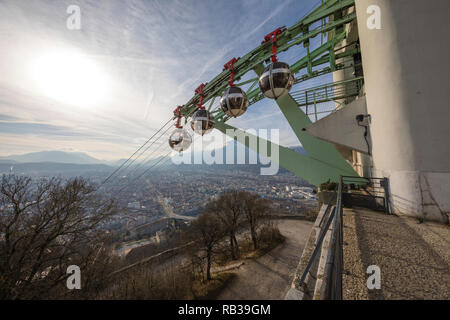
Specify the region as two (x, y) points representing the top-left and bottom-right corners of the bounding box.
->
(0, 114), (20, 121)
(0, 122), (84, 136)
(0, 0), (322, 160)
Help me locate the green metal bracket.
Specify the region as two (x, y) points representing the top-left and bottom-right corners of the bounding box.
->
(306, 45), (313, 76)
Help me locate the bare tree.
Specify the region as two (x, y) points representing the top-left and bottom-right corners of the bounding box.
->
(210, 191), (244, 260)
(241, 191), (272, 250)
(0, 174), (117, 299)
(190, 212), (223, 281)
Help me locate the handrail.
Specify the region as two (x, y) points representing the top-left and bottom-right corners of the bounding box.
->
(297, 175), (390, 299)
(297, 191), (337, 289)
(341, 175), (391, 214)
(297, 207), (336, 289)
(327, 176), (344, 299)
(291, 77), (363, 108)
(292, 76), (364, 93)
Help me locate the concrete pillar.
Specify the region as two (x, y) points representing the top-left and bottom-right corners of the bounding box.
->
(331, 6), (361, 165)
(332, 6), (358, 109)
(355, 0), (450, 223)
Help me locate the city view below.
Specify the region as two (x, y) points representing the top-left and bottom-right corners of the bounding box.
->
(0, 0), (449, 310)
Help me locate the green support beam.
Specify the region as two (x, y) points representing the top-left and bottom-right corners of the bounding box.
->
(250, 59), (358, 182)
(274, 93), (356, 176)
(215, 122), (356, 186)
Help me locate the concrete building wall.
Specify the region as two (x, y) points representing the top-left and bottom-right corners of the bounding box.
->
(332, 6), (373, 179)
(355, 0), (450, 223)
(305, 97), (371, 154)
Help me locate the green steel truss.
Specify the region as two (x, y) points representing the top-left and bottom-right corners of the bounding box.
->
(176, 0), (360, 186)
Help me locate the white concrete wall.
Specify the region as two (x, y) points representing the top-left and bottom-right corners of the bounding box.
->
(355, 0), (450, 223)
(305, 97), (370, 154)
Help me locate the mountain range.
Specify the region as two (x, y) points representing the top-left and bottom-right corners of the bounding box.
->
(0, 151), (104, 165)
(0, 144), (307, 175)
(1, 144), (306, 166)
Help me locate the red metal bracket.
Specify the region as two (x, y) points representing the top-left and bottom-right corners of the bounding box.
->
(173, 106), (183, 128)
(195, 83), (207, 109)
(223, 57), (240, 87)
(262, 26), (286, 63)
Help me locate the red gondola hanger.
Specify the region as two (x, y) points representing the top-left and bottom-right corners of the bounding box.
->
(195, 83), (207, 110)
(223, 57), (240, 87)
(173, 106), (183, 128)
(262, 26), (287, 63)
(191, 84), (215, 136)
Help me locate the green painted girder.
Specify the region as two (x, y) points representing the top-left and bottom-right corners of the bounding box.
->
(243, 31), (353, 106)
(176, 0), (356, 120)
(214, 122), (356, 186)
(218, 60), (358, 185)
(275, 93), (356, 177)
(212, 45), (361, 123)
(248, 56), (358, 183)
(244, 32), (346, 101)
(290, 30), (346, 73)
(274, 13), (356, 62)
(302, 0), (354, 25)
(174, 0), (360, 186)
(216, 73), (358, 185)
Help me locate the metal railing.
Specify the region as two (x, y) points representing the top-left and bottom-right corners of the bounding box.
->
(297, 175), (390, 300)
(291, 76), (363, 108)
(327, 176), (344, 299)
(297, 187), (341, 299)
(341, 176), (390, 214)
(327, 176), (391, 298)
(297, 191), (336, 291)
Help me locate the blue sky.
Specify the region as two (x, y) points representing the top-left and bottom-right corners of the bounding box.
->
(0, 0), (331, 160)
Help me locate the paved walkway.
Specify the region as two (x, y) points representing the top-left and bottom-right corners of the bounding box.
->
(216, 219), (313, 300)
(343, 208), (450, 300)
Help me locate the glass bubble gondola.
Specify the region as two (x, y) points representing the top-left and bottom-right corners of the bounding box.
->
(168, 128), (192, 152)
(258, 62), (294, 99)
(190, 109), (215, 136)
(220, 86), (249, 118)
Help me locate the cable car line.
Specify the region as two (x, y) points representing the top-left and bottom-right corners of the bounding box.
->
(117, 124), (173, 180)
(118, 133), (203, 194)
(116, 150), (172, 196)
(101, 118), (172, 186)
(125, 126), (174, 179)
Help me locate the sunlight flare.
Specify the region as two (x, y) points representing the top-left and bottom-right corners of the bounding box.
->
(29, 48), (108, 107)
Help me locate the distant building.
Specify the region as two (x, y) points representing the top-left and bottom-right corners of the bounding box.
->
(127, 201), (140, 209)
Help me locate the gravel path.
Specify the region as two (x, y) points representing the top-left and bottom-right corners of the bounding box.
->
(216, 219), (313, 300)
(343, 208), (450, 300)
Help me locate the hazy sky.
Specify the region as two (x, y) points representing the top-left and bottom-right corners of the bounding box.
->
(0, 0), (329, 161)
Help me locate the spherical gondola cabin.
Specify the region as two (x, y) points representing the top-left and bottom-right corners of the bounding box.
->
(258, 62), (294, 99)
(190, 109), (215, 136)
(168, 128), (192, 152)
(220, 86), (249, 118)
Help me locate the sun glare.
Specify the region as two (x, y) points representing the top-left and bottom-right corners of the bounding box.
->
(30, 48), (108, 107)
